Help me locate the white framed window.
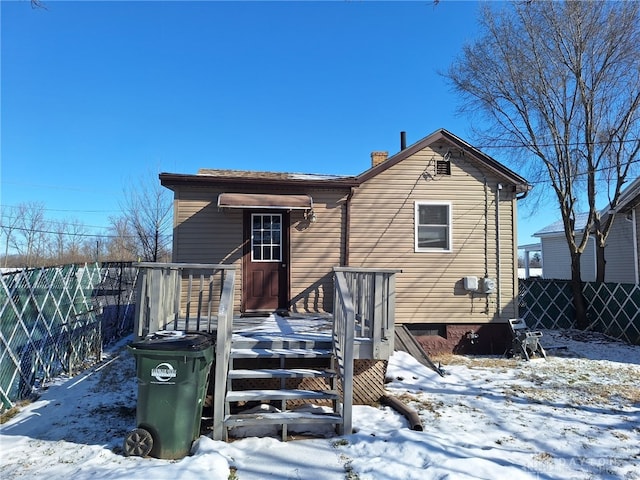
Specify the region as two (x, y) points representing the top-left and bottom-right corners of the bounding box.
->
(415, 201), (452, 252)
(251, 213), (282, 262)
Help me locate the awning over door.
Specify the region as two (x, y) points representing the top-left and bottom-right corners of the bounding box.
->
(217, 193), (313, 210)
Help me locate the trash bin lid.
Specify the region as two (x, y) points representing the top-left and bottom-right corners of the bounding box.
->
(130, 331), (213, 351)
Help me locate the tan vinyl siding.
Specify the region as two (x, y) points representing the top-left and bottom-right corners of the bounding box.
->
(172, 187), (244, 313)
(349, 146), (518, 324)
(289, 189), (347, 313)
(171, 185), (348, 314)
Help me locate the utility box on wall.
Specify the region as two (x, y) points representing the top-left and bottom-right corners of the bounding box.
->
(463, 276), (479, 292)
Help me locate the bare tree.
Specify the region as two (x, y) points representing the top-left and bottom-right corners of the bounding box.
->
(1, 207), (22, 268)
(50, 219), (69, 264)
(65, 221), (89, 263)
(121, 171), (172, 262)
(105, 216), (138, 261)
(49, 218), (89, 264)
(11, 202), (49, 267)
(446, 1), (640, 328)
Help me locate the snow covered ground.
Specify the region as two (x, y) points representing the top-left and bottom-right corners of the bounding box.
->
(1, 330), (639, 479)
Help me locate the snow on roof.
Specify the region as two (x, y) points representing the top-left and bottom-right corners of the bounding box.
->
(616, 176), (640, 211)
(196, 168), (356, 182)
(534, 211), (590, 237)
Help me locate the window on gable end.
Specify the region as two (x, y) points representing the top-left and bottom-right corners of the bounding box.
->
(415, 202), (452, 252)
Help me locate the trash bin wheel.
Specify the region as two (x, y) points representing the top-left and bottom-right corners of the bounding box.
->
(123, 428), (154, 457)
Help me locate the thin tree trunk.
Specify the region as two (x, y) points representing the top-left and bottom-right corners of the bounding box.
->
(570, 252), (589, 329)
(593, 216), (608, 283)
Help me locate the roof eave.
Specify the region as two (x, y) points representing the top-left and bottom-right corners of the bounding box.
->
(159, 172), (359, 190)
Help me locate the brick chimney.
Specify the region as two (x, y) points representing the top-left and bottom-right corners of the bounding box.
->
(371, 151), (388, 167)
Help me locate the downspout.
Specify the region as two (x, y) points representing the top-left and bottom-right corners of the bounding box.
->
(631, 209), (639, 283)
(344, 187), (355, 267)
(514, 185), (530, 320)
(496, 184), (503, 318)
(484, 176), (489, 315)
(483, 177), (489, 279)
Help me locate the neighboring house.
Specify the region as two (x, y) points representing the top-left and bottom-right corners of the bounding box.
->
(518, 242), (543, 279)
(533, 177), (640, 284)
(160, 129), (530, 353)
(518, 267), (542, 279)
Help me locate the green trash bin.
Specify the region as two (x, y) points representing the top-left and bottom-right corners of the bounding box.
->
(123, 331), (214, 460)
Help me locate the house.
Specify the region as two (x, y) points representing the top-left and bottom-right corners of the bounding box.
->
(533, 177), (640, 284)
(518, 242), (543, 279)
(159, 129), (530, 355)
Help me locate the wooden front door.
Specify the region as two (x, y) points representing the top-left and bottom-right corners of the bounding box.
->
(242, 211), (289, 313)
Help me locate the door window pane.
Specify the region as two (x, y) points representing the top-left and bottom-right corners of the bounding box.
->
(251, 213), (283, 262)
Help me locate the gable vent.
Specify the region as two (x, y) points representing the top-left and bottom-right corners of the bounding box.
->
(436, 160), (451, 175)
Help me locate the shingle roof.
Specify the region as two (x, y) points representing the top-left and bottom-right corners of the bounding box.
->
(196, 169), (356, 182)
(160, 128), (531, 193)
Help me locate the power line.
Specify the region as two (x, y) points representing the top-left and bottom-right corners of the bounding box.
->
(0, 215), (116, 232)
(0, 205), (127, 230)
(0, 224), (139, 239)
(472, 136), (640, 151)
(1, 203), (121, 215)
(522, 156), (640, 187)
(0, 179), (123, 195)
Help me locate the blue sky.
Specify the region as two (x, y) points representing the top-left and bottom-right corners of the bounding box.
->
(1, 0), (554, 245)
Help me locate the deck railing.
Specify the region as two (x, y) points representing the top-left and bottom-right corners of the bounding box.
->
(133, 263), (236, 338)
(133, 263), (397, 440)
(333, 270), (355, 435)
(212, 267), (236, 441)
(333, 267), (400, 435)
(333, 267), (400, 360)
(133, 262), (237, 441)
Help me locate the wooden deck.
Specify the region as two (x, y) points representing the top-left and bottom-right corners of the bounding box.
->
(132, 263), (399, 441)
(173, 312), (331, 333)
(173, 313), (381, 359)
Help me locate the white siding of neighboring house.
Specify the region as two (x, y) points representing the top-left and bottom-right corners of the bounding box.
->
(635, 206), (640, 283)
(518, 268), (542, 279)
(540, 235), (596, 281)
(539, 215), (638, 284)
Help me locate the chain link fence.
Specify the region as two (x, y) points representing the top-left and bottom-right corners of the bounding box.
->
(0, 262), (138, 410)
(519, 278), (640, 345)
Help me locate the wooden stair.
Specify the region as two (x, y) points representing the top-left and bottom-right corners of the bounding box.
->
(222, 336), (343, 440)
